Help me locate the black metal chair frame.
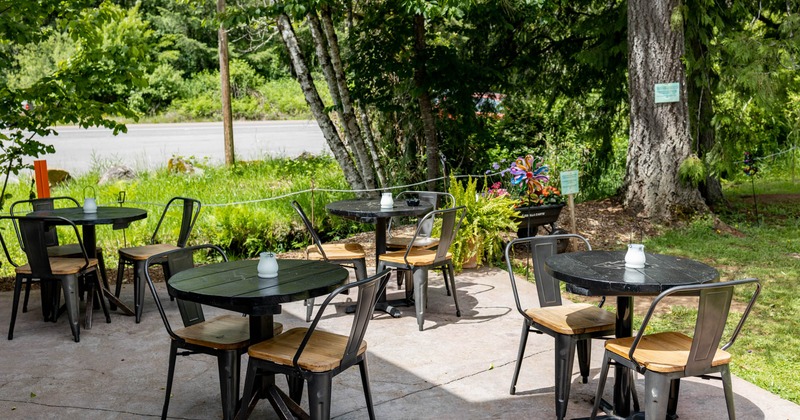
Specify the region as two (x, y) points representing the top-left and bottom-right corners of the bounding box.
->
(291, 200), (367, 321)
(377, 206), (466, 331)
(505, 234), (622, 420)
(591, 278), (761, 420)
(4, 215), (109, 342)
(116, 196), (201, 322)
(144, 244), (249, 420)
(236, 269), (391, 420)
(10, 196), (112, 313)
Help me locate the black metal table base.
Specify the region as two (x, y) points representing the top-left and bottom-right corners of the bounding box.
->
(346, 301), (402, 318)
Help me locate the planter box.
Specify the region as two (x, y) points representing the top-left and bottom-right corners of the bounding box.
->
(516, 204), (565, 238)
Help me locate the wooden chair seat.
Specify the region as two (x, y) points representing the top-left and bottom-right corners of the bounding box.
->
(386, 236), (439, 250)
(16, 257), (98, 276)
(605, 331), (732, 373)
(526, 303), (616, 335)
(248, 327), (367, 373)
(119, 243), (181, 261)
(379, 249), (452, 267)
(175, 314), (283, 351)
(306, 243), (365, 261)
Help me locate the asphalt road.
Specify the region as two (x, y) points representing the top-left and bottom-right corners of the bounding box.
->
(24, 120), (328, 175)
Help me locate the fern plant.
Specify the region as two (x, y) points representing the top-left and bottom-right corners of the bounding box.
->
(448, 176), (519, 270)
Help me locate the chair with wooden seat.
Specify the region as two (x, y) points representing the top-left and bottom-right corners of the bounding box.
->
(291, 200), (367, 321)
(591, 278), (761, 420)
(116, 196), (201, 323)
(505, 234), (617, 420)
(236, 269), (391, 420)
(10, 197), (111, 314)
(144, 244), (283, 420)
(378, 206), (466, 331)
(4, 215), (109, 342)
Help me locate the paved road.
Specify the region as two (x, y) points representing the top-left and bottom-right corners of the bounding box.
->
(24, 120), (328, 175)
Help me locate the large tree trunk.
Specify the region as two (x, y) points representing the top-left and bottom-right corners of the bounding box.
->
(413, 14), (439, 192)
(217, 0), (234, 166)
(277, 13), (366, 193)
(624, 0), (707, 221)
(359, 104), (387, 187)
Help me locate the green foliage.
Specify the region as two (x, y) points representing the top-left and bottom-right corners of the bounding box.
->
(678, 154), (706, 187)
(448, 175), (519, 270)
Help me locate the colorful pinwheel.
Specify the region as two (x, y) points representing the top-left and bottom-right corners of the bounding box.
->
(509, 155), (550, 196)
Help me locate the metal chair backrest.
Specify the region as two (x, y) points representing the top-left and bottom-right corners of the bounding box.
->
(150, 197), (202, 247)
(391, 191), (455, 237)
(630, 278), (761, 376)
(0, 217), (23, 268)
(12, 215), (91, 279)
(291, 200), (328, 260)
(401, 206), (466, 266)
(144, 245), (229, 340)
(504, 234), (592, 313)
(292, 269), (391, 371)
(10, 197), (81, 250)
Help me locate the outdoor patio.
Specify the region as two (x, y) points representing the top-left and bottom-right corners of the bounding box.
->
(1, 267), (797, 419)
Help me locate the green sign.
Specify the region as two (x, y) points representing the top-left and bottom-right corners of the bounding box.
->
(560, 170), (579, 195)
(655, 83), (680, 103)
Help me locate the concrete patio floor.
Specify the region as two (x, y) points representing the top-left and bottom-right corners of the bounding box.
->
(1, 267), (797, 419)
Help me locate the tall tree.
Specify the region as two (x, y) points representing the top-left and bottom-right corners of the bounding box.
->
(624, 0), (707, 221)
(217, 0), (235, 165)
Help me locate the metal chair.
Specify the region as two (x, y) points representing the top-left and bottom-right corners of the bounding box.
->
(291, 200), (367, 321)
(386, 191), (455, 250)
(236, 269), (391, 420)
(4, 215), (109, 342)
(505, 234), (617, 420)
(591, 278), (761, 420)
(10, 197), (111, 313)
(378, 206), (466, 331)
(116, 196), (201, 323)
(143, 244), (283, 420)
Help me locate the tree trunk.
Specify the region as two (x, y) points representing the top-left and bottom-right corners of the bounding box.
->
(359, 104), (387, 187)
(624, 0), (707, 221)
(413, 14), (439, 192)
(277, 13), (366, 193)
(321, 7), (377, 192)
(217, 0), (234, 166)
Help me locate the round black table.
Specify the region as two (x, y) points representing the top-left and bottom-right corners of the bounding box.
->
(545, 250), (719, 418)
(28, 206), (148, 315)
(167, 258), (348, 417)
(326, 198), (433, 316)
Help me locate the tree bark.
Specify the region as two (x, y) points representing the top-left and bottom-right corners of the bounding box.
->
(413, 14), (439, 192)
(359, 104), (387, 187)
(624, 0), (707, 221)
(320, 7), (376, 192)
(217, 0), (234, 166)
(277, 13), (366, 193)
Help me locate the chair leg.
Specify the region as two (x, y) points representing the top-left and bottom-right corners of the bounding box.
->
(630, 369), (641, 412)
(305, 298), (315, 322)
(413, 268), (428, 331)
(162, 342), (179, 420)
(8, 275), (25, 340)
(359, 357), (377, 420)
(721, 365), (736, 420)
(667, 378), (680, 417)
(237, 360), (259, 420)
(577, 338), (591, 383)
(446, 263), (460, 317)
(307, 373), (333, 420)
(510, 319), (531, 394)
(133, 260), (147, 323)
(353, 259), (368, 281)
(61, 274), (81, 342)
(22, 278), (32, 313)
(441, 266), (451, 296)
(113, 258), (127, 311)
(644, 371), (671, 420)
(287, 374), (305, 404)
(591, 352), (612, 419)
(217, 350), (241, 420)
(84, 273), (95, 330)
(554, 334), (577, 420)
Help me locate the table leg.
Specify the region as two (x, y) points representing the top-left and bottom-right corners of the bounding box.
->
(371, 218), (402, 317)
(82, 225), (135, 315)
(613, 296), (633, 417)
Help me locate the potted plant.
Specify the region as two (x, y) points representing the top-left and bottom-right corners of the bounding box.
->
(447, 175), (519, 270)
(486, 154), (566, 237)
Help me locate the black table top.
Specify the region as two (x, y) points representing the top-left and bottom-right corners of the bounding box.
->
(168, 259), (349, 316)
(29, 206), (147, 229)
(545, 250), (719, 296)
(326, 199), (433, 223)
